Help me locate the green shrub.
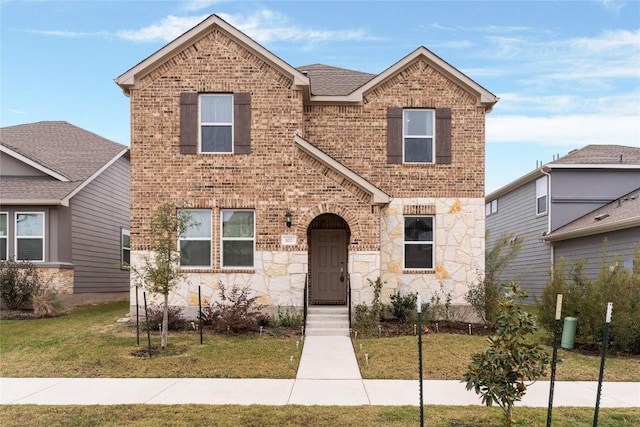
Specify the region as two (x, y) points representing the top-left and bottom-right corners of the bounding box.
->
(390, 291), (417, 321)
(354, 277), (386, 334)
(539, 245), (640, 353)
(430, 282), (453, 325)
(273, 306), (303, 327)
(465, 272), (501, 327)
(0, 258), (46, 310)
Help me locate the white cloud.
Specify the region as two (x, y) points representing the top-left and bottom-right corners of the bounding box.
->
(21, 29), (111, 38)
(182, 0), (222, 12)
(116, 15), (208, 43)
(8, 108), (26, 115)
(218, 10), (371, 44)
(487, 114), (640, 147)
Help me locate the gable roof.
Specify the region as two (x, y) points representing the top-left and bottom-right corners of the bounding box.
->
(115, 14), (498, 111)
(486, 144), (640, 200)
(296, 64), (375, 96)
(541, 187), (640, 242)
(0, 121), (128, 206)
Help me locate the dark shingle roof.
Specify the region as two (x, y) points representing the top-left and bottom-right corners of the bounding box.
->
(0, 121), (127, 203)
(296, 64), (375, 96)
(542, 187), (640, 241)
(550, 145), (640, 165)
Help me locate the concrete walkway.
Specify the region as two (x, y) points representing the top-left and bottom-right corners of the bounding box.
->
(1, 336), (639, 407)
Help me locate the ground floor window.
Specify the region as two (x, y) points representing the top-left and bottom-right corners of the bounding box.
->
(15, 212), (45, 261)
(0, 212), (7, 261)
(404, 215), (434, 269)
(121, 228), (130, 268)
(221, 209), (254, 268)
(179, 210), (212, 267)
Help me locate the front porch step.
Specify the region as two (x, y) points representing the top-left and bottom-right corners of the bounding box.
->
(305, 306), (350, 337)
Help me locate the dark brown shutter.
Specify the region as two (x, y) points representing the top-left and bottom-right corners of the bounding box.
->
(387, 107), (402, 164)
(234, 93), (251, 154)
(435, 108), (452, 164)
(180, 92), (198, 154)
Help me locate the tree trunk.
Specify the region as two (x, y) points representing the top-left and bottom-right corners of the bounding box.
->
(161, 293), (169, 349)
(506, 403), (513, 427)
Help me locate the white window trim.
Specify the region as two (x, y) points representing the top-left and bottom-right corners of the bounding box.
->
(402, 109), (435, 164)
(403, 215), (435, 270)
(15, 211), (45, 262)
(536, 176), (548, 215)
(121, 228), (130, 269)
(0, 212), (7, 261)
(220, 209), (255, 269)
(199, 94), (234, 154)
(178, 209), (212, 268)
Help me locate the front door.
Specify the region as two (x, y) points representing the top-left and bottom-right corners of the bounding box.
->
(311, 229), (347, 304)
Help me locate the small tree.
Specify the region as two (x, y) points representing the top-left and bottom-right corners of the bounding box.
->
(463, 282), (550, 427)
(131, 202), (196, 349)
(466, 231), (523, 327)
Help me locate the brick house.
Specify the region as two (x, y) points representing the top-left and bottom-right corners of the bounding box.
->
(115, 15), (497, 318)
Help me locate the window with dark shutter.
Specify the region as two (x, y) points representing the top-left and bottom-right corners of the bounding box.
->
(234, 93), (251, 154)
(387, 107), (402, 164)
(435, 108), (452, 164)
(180, 92), (198, 154)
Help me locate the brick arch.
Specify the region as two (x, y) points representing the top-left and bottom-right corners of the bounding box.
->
(300, 203), (361, 245)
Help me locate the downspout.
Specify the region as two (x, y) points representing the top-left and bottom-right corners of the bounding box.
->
(540, 166), (554, 270)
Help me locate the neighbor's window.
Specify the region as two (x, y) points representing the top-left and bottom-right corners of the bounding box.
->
(200, 94), (233, 153)
(0, 213), (7, 261)
(179, 210), (212, 267)
(121, 229), (130, 268)
(485, 199), (498, 217)
(404, 216), (434, 269)
(403, 109), (434, 163)
(536, 176), (548, 215)
(221, 210), (255, 268)
(16, 212), (44, 261)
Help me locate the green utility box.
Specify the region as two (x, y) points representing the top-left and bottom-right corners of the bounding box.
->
(561, 317), (577, 349)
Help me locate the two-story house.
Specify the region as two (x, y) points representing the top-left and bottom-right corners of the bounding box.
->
(116, 15), (498, 318)
(485, 144), (640, 299)
(0, 121), (130, 305)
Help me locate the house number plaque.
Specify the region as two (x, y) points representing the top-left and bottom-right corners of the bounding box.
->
(281, 235), (297, 246)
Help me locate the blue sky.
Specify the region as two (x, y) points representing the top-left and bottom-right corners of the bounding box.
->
(1, 0), (639, 193)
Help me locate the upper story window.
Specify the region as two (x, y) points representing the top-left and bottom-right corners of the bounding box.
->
(221, 210), (255, 268)
(179, 210), (212, 268)
(485, 199), (498, 217)
(15, 212), (44, 261)
(180, 92), (251, 155)
(200, 94), (233, 153)
(536, 176), (548, 215)
(404, 215), (434, 270)
(0, 212), (7, 261)
(387, 107), (451, 165)
(403, 109), (435, 163)
(121, 228), (130, 268)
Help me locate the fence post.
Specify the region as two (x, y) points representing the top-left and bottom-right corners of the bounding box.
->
(593, 302), (613, 427)
(546, 294), (562, 427)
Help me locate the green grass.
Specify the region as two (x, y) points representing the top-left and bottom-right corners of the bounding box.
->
(1, 300), (638, 381)
(0, 301), (303, 378)
(0, 405), (638, 426)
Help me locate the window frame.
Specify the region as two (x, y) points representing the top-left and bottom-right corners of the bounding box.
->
(15, 211), (45, 262)
(121, 228), (130, 269)
(403, 215), (435, 270)
(178, 209), (212, 268)
(0, 212), (7, 261)
(536, 176), (548, 215)
(199, 93), (234, 154)
(402, 109), (435, 164)
(220, 209), (255, 269)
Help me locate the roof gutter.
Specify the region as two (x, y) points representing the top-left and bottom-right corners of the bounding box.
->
(541, 217), (640, 242)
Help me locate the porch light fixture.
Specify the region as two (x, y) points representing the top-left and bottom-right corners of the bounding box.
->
(285, 211), (292, 228)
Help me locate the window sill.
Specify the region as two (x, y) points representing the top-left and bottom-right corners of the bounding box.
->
(403, 269), (435, 274)
(178, 268), (255, 274)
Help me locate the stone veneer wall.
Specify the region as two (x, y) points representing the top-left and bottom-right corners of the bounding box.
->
(38, 266), (74, 294)
(379, 197), (485, 305)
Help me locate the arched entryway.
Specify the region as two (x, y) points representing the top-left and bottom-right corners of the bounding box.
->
(307, 213), (351, 305)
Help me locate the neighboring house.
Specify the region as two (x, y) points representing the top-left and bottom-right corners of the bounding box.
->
(115, 15), (498, 317)
(0, 121), (130, 304)
(486, 144), (640, 299)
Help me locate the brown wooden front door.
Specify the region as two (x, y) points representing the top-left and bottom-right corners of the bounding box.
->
(311, 229), (347, 304)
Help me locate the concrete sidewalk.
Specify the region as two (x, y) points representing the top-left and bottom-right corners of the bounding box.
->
(1, 336), (638, 407)
(1, 377), (639, 407)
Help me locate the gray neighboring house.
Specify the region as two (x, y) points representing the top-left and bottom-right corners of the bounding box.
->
(0, 121), (130, 304)
(485, 144), (640, 299)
